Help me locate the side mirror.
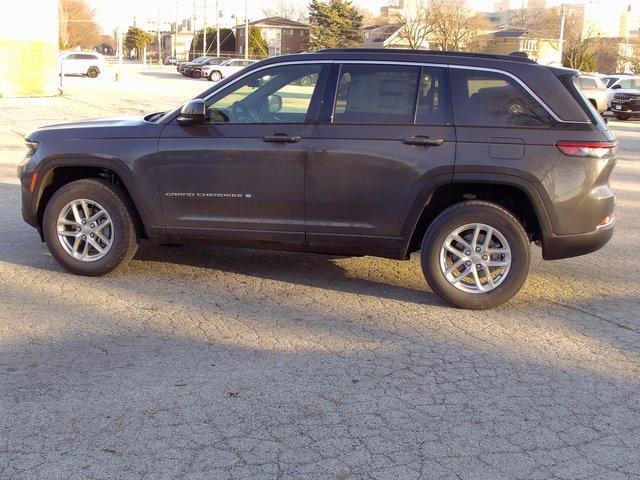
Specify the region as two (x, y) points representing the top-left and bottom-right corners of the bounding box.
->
(177, 99), (205, 125)
(611, 84), (622, 90)
(268, 94), (282, 113)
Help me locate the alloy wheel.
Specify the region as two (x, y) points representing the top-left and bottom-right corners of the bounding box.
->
(439, 223), (512, 294)
(56, 198), (114, 262)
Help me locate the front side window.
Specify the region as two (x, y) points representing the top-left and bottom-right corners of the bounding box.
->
(206, 63), (323, 124)
(451, 69), (553, 127)
(333, 64), (420, 124)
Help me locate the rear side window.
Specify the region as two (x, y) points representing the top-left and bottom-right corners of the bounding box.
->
(333, 64), (420, 124)
(451, 69), (553, 127)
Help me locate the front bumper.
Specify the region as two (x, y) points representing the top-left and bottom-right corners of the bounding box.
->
(610, 100), (640, 115)
(542, 222), (614, 260)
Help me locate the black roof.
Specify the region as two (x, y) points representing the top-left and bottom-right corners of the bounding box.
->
(316, 48), (537, 64)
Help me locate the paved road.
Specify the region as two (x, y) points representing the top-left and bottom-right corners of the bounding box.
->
(1, 117), (640, 478)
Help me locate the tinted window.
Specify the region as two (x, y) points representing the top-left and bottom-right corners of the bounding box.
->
(333, 64), (420, 124)
(415, 67), (450, 125)
(206, 63), (323, 124)
(451, 69), (553, 127)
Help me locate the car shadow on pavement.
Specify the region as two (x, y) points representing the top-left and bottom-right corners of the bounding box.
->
(134, 242), (440, 307)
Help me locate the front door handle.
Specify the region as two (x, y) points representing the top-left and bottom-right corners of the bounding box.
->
(402, 136), (444, 147)
(262, 134), (302, 143)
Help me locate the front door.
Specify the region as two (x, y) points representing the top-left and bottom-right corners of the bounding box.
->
(158, 62), (329, 247)
(306, 62), (456, 256)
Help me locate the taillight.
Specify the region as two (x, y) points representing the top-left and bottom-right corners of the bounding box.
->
(555, 140), (616, 158)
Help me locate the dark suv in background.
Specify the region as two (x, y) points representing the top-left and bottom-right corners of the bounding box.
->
(18, 49), (616, 309)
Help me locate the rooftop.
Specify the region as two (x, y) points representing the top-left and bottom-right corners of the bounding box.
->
(315, 48), (537, 64)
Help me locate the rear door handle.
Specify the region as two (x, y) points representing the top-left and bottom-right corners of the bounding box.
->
(262, 134), (302, 143)
(402, 136), (444, 147)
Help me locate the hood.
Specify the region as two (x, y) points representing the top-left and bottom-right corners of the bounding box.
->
(27, 115), (164, 141)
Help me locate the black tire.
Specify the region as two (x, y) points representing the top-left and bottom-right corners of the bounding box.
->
(615, 113), (630, 120)
(87, 66), (100, 78)
(421, 201), (531, 310)
(43, 179), (139, 276)
(209, 71), (222, 82)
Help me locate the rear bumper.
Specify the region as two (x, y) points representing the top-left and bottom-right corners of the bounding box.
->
(542, 222), (614, 260)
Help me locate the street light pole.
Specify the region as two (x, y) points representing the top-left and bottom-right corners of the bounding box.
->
(244, 0), (249, 60)
(216, 0), (220, 57)
(203, 0), (207, 56)
(558, 3), (566, 65)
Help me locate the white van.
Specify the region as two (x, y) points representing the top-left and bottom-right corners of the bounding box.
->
(60, 52), (106, 78)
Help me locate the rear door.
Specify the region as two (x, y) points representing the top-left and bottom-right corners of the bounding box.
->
(306, 62), (455, 256)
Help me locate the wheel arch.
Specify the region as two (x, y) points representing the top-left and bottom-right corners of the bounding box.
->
(34, 157), (157, 241)
(404, 176), (553, 257)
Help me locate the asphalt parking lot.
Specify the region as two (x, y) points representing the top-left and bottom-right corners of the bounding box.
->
(1, 70), (640, 479)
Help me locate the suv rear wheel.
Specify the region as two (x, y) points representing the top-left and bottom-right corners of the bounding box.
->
(421, 201), (531, 309)
(43, 179), (138, 276)
(87, 66), (100, 78)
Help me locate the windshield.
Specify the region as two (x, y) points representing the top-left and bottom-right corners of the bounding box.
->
(601, 77), (617, 88)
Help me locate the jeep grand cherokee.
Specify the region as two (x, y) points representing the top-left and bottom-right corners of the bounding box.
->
(17, 49), (616, 309)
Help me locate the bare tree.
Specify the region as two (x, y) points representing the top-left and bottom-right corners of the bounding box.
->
(622, 42), (640, 74)
(59, 0), (101, 49)
(397, 7), (432, 49)
(562, 10), (599, 70)
(428, 0), (489, 52)
(263, 0), (307, 22)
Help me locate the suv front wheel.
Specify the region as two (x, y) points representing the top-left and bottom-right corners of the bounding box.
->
(421, 201), (531, 309)
(43, 179), (139, 276)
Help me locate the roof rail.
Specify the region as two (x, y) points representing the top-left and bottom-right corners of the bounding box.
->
(315, 48), (537, 64)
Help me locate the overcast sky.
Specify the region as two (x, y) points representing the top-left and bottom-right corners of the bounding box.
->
(88, 0), (496, 33)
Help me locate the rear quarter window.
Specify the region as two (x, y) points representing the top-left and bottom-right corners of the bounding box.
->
(451, 69), (553, 127)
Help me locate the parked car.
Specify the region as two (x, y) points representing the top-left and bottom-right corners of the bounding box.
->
(610, 91), (640, 120)
(177, 56), (206, 74)
(186, 57), (226, 77)
(18, 49), (617, 309)
(59, 52), (106, 78)
(602, 74), (640, 105)
(164, 57), (178, 65)
(575, 75), (608, 113)
(200, 58), (258, 81)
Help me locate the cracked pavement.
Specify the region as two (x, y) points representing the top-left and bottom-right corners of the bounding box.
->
(1, 71), (640, 479)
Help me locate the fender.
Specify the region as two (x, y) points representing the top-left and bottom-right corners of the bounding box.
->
(452, 171), (555, 236)
(32, 153), (165, 240)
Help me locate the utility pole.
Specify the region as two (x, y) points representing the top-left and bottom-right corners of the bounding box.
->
(244, 0), (249, 60)
(192, 0), (196, 60)
(558, 3), (566, 65)
(203, 0), (207, 56)
(174, 0), (179, 59)
(157, 6), (162, 65)
(216, 0), (220, 57)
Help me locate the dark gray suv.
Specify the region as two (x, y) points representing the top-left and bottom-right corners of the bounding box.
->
(18, 49), (616, 309)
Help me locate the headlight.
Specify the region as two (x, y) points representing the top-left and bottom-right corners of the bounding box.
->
(25, 140), (39, 158)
